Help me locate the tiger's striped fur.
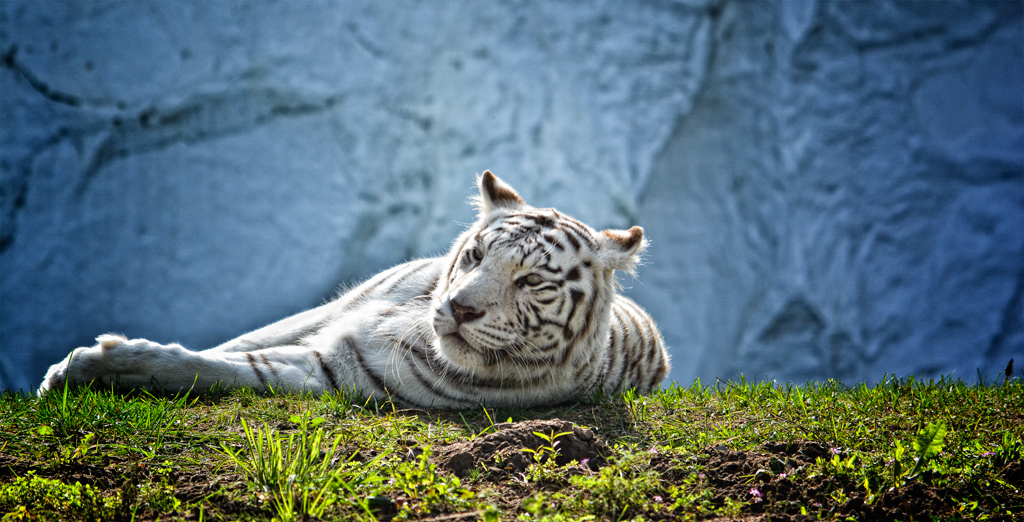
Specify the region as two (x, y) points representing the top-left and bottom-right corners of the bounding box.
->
(39, 172), (669, 407)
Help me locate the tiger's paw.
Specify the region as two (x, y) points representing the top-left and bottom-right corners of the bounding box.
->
(38, 334), (170, 395)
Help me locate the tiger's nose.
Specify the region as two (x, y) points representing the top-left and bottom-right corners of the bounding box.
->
(451, 298), (485, 325)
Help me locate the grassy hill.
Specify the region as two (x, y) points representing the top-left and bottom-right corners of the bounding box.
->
(1, 374), (1021, 521)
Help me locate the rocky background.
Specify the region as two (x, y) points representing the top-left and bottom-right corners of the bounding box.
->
(2, 0), (1021, 392)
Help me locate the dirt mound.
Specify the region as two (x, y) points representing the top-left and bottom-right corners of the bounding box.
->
(436, 419), (609, 478)
(696, 440), (828, 486)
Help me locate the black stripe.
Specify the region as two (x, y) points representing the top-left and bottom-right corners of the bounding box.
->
(389, 334), (452, 376)
(578, 288), (600, 339)
(553, 294), (567, 316)
(645, 334), (658, 365)
(532, 341), (560, 352)
(340, 273), (393, 312)
(624, 301), (658, 389)
(435, 346), (550, 389)
(259, 353), (280, 381)
(630, 337), (647, 388)
(446, 235), (474, 284)
(421, 274), (439, 296)
(380, 259), (432, 296)
(344, 259), (432, 314)
(383, 333), (434, 368)
(349, 336), (416, 405)
(562, 229), (581, 250)
(565, 266), (580, 282)
(562, 289), (586, 340)
(382, 333), (493, 399)
(623, 308), (645, 387)
(560, 219), (596, 248)
(384, 332), (551, 391)
(576, 351), (601, 390)
(562, 288), (599, 367)
(406, 356), (468, 405)
(474, 328), (508, 343)
(348, 337), (385, 393)
(313, 350), (340, 391)
(246, 353), (267, 388)
(542, 232), (566, 251)
(601, 320), (618, 385)
(612, 308), (630, 388)
(527, 214), (555, 228)
(645, 352), (665, 392)
(490, 346), (552, 366)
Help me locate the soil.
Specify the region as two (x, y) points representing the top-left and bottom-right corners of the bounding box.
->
(4, 419), (1020, 521)
(0, 453), (261, 521)
(435, 419), (609, 478)
(646, 438), (1018, 522)
(431, 421), (1019, 522)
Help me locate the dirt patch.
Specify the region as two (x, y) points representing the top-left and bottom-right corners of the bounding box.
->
(0, 453), (261, 522)
(649, 440), (1013, 522)
(435, 419), (609, 478)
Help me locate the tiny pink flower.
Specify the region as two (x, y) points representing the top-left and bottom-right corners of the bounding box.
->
(648, 446), (658, 454)
(830, 447), (841, 455)
(580, 458), (590, 469)
(749, 488), (762, 503)
(653, 495), (663, 503)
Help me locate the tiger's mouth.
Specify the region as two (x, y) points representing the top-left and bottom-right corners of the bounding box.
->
(441, 330), (478, 353)
(437, 330), (492, 370)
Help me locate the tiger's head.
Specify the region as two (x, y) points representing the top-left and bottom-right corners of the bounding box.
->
(431, 171), (646, 380)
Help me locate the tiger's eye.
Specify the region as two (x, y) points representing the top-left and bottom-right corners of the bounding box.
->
(525, 274), (544, 286)
(464, 247), (483, 266)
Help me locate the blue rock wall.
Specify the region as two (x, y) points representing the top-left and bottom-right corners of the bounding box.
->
(1, 0), (1021, 391)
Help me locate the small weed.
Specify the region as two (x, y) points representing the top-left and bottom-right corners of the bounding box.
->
(907, 420), (948, 481)
(621, 388), (649, 424)
(521, 429), (572, 465)
(0, 472), (115, 521)
(219, 411), (386, 521)
(388, 446), (481, 518)
(564, 451), (662, 519)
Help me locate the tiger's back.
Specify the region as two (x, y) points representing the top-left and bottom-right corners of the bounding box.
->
(39, 171), (669, 407)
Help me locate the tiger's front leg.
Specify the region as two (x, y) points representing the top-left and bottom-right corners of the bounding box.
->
(38, 334), (330, 395)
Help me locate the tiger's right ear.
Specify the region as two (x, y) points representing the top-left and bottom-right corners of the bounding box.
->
(475, 170), (525, 218)
(598, 226), (647, 274)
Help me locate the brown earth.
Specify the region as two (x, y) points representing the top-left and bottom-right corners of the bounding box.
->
(3, 420), (1020, 521)
(435, 419), (609, 478)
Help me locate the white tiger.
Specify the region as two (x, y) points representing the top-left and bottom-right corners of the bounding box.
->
(39, 172), (669, 408)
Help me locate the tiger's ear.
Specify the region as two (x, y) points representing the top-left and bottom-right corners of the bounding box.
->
(598, 226), (647, 273)
(476, 170), (525, 218)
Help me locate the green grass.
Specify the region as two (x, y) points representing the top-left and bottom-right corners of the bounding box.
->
(1, 375), (1021, 521)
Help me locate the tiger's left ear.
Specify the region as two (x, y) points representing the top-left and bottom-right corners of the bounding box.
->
(476, 170), (526, 218)
(598, 226), (647, 273)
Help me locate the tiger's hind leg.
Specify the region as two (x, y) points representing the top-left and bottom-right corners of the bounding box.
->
(38, 334), (331, 396)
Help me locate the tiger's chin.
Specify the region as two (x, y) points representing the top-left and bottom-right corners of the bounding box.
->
(435, 332), (489, 371)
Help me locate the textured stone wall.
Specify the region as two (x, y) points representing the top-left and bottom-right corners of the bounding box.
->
(1, 0), (1021, 391)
